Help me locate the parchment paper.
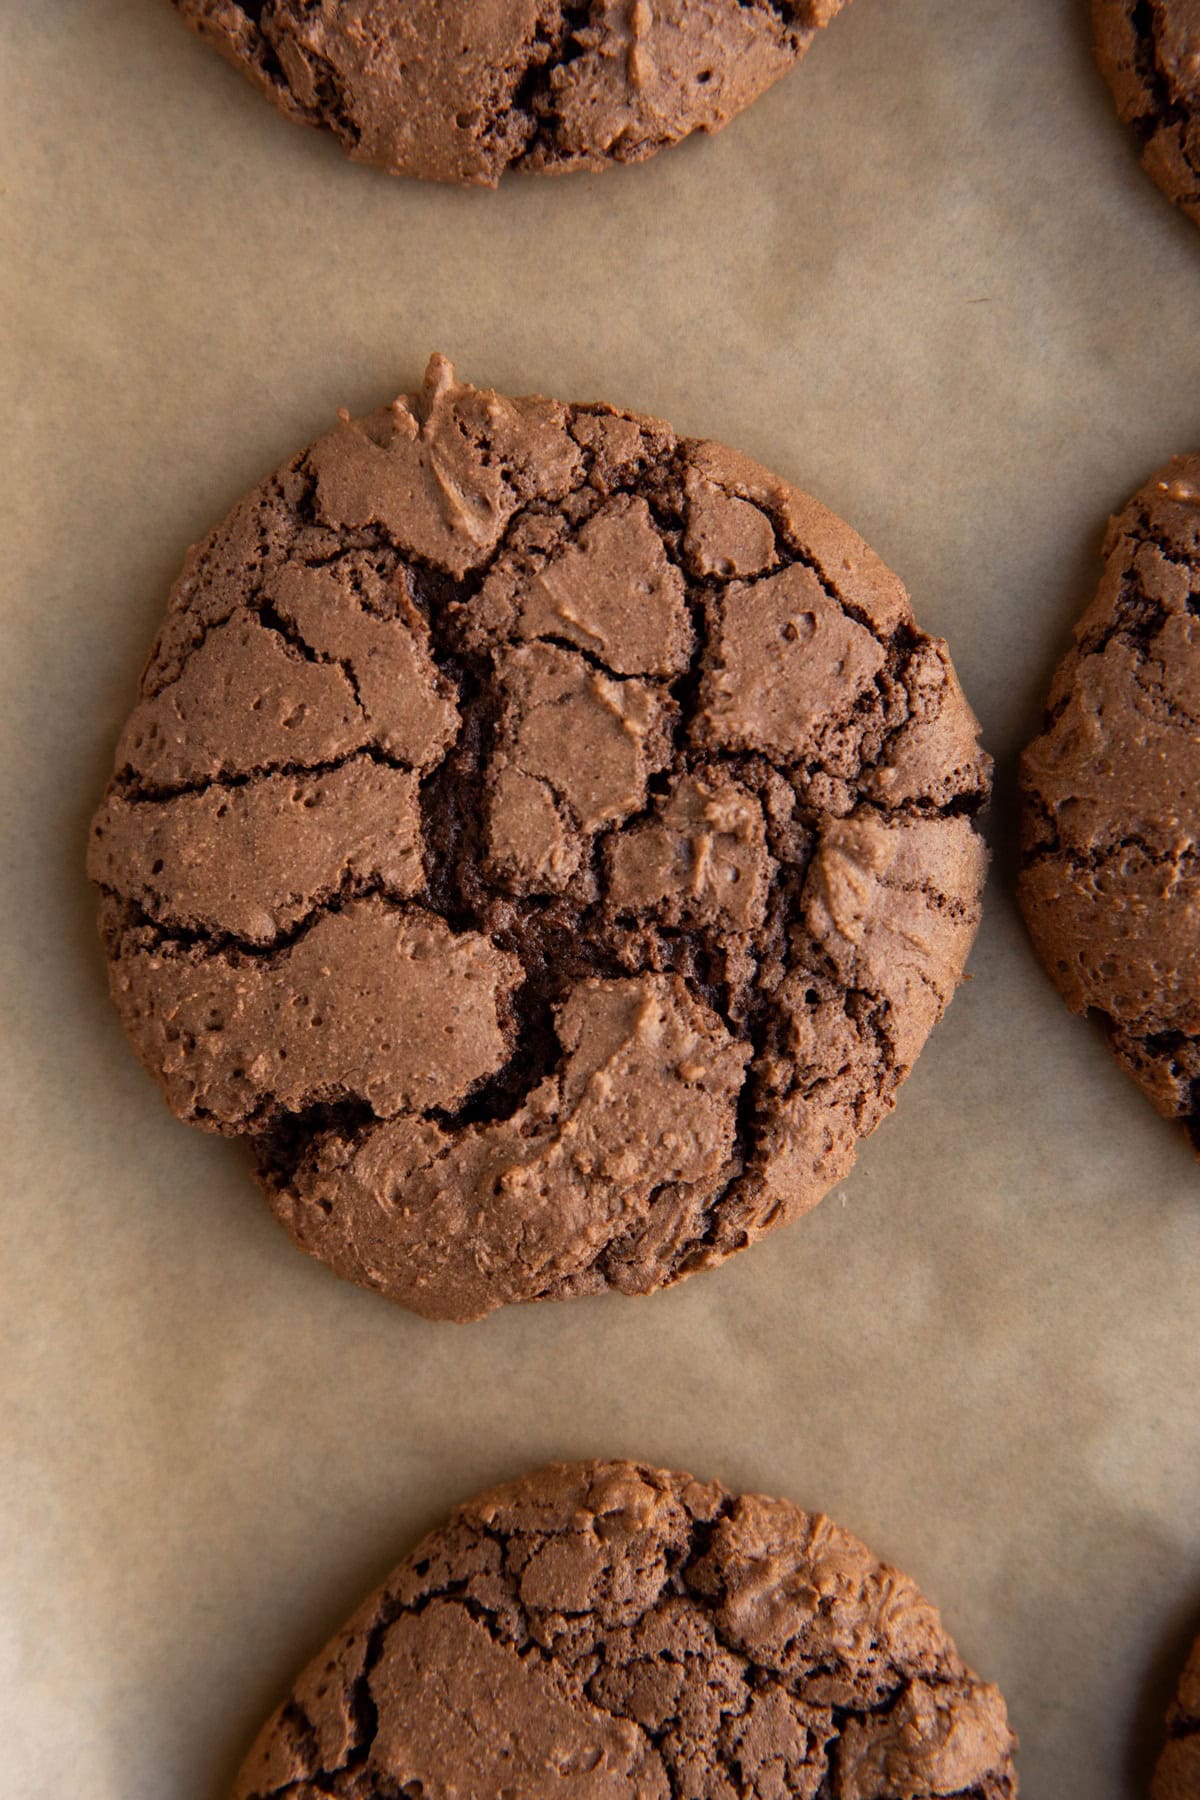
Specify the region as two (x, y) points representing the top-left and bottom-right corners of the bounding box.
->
(3, 3), (1199, 1795)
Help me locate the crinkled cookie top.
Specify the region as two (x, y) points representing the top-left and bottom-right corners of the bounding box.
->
(1153, 1632), (1200, 1800)
(171, 0), (853, 184)
(1093, 0), (1200, 228)
(233, 1460), (1019, 1800)
(1019, 453), (1200, 1154)
(89, 356), (991, 1320)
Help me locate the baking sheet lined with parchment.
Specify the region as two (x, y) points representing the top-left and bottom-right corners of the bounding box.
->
(2, 3), (1199, 1795)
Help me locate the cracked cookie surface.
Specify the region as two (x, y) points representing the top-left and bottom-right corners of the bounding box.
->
(1154, 1633), (1200, 1800)
(169, 0), (853, 185)
(1019, 454), (1200, 1155)
(232, 1460), (1019, 1800)
(1094, 0), (1200, 228)
(88, 355), (990, 1321)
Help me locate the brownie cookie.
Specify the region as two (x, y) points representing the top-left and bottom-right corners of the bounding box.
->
(170, 0), (852, 185)
(1155, 1634), (1200, 1800)
(1019, 455), (1200, 1154)
(88, 356), (991, 1321)
(233, 1460), (1019, 1800)
(1094, 0), (1200, 229)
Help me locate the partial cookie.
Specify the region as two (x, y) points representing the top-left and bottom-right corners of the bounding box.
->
(170, 0), (853, 185)
(1094, 0), (1200, 228)
(233, 1460), (1019, 1800)
(88, 355), (991, 1321)
(1155, 1634), (1200, 1800)
(1019, 455), (1200, 1154)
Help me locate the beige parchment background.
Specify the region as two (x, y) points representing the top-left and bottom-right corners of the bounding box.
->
(2, 2), (1199, 1795)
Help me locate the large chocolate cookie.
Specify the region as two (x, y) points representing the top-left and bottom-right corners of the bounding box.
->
(1155, 1634), (1200, 1799)
(1094, 0), (1200, 229)
(1019, 456), (1200, 1154)
(233, 1461), (1019, 1800)
(88, 356), (990, 1321)
(170, 0), (852, 185)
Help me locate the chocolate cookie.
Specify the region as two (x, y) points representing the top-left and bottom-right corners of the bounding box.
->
(233, 1460), (1019, 1800)
(1155, 1635), (1200, 1800)
(88, 356), (991, 1321)
(1094, 0), (1200, 229)
(170, 0), (852, 185)
(1019, 456), (1200, 1153)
